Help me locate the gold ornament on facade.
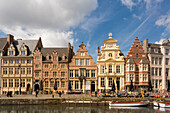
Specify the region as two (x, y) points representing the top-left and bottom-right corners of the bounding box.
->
(58, 68), (60, 71)
(109, 33), (112, 37)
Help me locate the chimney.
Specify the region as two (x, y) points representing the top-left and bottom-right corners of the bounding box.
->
(140, 41), (143, 46)
(98, 46), (100, 53)
(7, 34), (14, 44)
(143, 39), (148, 53)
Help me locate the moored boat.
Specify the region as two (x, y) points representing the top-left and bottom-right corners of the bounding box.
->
(109, 101), (149, 107)
(159, 103), (170, 108)
(153, 101), (159, 107)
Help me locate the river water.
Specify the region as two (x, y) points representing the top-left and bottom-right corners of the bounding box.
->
(0, 105), (168, 113)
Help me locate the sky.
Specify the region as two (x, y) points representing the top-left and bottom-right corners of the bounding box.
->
(0, 0), (170, 62)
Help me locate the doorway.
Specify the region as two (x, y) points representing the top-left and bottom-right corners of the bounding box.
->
(91, 81), (95, 92)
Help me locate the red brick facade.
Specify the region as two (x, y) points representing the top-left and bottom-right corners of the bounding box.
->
(125, 37), (150, 92)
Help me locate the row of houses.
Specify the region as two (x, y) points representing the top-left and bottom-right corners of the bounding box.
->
(0, 33), (169, 94)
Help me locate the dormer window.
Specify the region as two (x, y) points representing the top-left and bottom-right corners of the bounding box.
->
(80, 52), (85, 56)
(154, 49), (158, 53)
(8, 44), (15, 56)
(46, 56), (49, 60)
(20, 43), (27, 56)
(62, 56), (65, 60)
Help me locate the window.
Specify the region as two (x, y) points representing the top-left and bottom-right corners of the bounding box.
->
(3, 79), (7, 87)
(136, 53), (138, 58)
(75, 70), (79, 78)
(45, 81), (48, 87)
(109, 65), (112, 73)
(151, 67), (154, 75)
(53, 72), (57, 77)
(101, 78), (105, 86)
(3, 60), (7, 64)
(21, 79), (25, 87)
(101, 65), (104, 73)
(75, 81), (79, 89)
(155, 57), (158, 65)
(130, 64), (133, 71)
(27, 79), (31, 82)
(15, 68), (19, 74)
(53, 56), (57, 60)
(21, 68), (25, 74)
(159, 68), (162, 76)
(61, 72), (65, 77)
(155, 80), (158, 89)
(46, 56), (49, 60)
(159, 58), (162, 65)
(126, 65), (129, 71)
(80, 59), (84, 65)
(21, 51), (25, 55)
(86, 70), (90, 78)
(61, 65), (65, 69)
(27, 68), (31, 74)
(62, 56), (65, 60)
(27, 60), (31, 64)
(91, 70), (95, 78)
(50, 81), (54, 87)
(166, 68), (169, 76)
(116, 65), (120, 73)
(57, 81), (59, 87)
(155, 68), (158, 76)
(15, 79), (19, 87)
(154, 49), (158, 53)
(70, 81), (73, 88)
(3, 68), (7, 74)
(80, 70), (84, 76)
(53, 64), (57, 68)
(140, 74), (142, 82)
(45, 72), (48, 77)
(75, 59), (79, 65)
(9, 60), (13, 64)
(35, 72), (39, 77)
(166, 58), (169, 65)
(9, 68), (13, 74)
(80, 52), (85, 56)
(165, 49), (169, 55)
(70, 70), (73, 78)
(143, 64), (147, 71)
(109, 53), (112, 57)
(108, 78), (112, 86)
(15, 59), (19, 64)
(61, 81), (65, 88)
(86, 59), (90, 66)
(9, 51), (13, 55)
(143, 74), (147, 82)
(45, 65), (48, 68)
(21, 59), (25, 64)
(35, 64), (39, 68)
(152, 57), (154, 64)
(125, 74), (129, 82)
(35, 56), (39, 59)
(130, 74), (134, 81)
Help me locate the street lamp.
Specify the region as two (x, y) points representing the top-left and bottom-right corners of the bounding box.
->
(18, 64), (21, 95)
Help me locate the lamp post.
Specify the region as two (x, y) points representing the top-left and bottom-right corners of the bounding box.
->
(18, 64), (21, 95)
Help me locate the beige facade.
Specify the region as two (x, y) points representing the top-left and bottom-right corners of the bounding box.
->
(69, 43), (97, 93)
(97, 33), (125, 92)
(1, 35), (43, 94)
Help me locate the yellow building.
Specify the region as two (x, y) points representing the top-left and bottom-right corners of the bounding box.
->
(97, 33), (125, 92)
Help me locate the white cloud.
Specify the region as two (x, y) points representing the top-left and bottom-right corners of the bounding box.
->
(155, 39), (165, 44)
(133, 14), (142, 20)
(120, 0), (136, 10)
(0, 0), (98, 47)
(155, 12), (170, 37)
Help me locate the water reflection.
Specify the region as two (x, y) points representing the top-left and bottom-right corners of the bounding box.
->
(0, 105), (164, 113)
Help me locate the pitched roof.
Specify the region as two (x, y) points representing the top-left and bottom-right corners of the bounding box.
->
(126, 58), (135, 64)
(41, 48), (68, 61)
(0, 38), (7, 49)
(139, 59), (148, 64)
(13, 40), (39, 56)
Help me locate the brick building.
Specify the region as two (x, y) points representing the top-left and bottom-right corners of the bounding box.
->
(125, 37), (150, 92)
(33, 43), (74, 94)
(69, 42), (97, 93)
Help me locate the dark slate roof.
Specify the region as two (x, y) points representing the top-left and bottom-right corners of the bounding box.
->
(13, 40), (39, 56)
(41, 48), (68, 61)
(0, 38), (7, 49)
(126, 58), (135, 64)
(139, 59), (148, 64)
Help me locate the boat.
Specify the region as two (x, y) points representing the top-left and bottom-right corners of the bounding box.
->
(153, 101), (159, 107)
(159, 103), (170, 108)
(109, 101), (149, 107)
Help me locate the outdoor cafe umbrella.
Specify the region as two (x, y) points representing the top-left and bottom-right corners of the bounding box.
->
(148, 80), (152, 92)
(40, 80), (43, 91)
(112, 80), (115, 92)
(167, 80), (170, 92)
(54, 80), (57, 91)
(130, 79), (133, 91)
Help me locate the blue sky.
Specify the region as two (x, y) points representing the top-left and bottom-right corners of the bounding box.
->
(0, 0), (170, 62)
